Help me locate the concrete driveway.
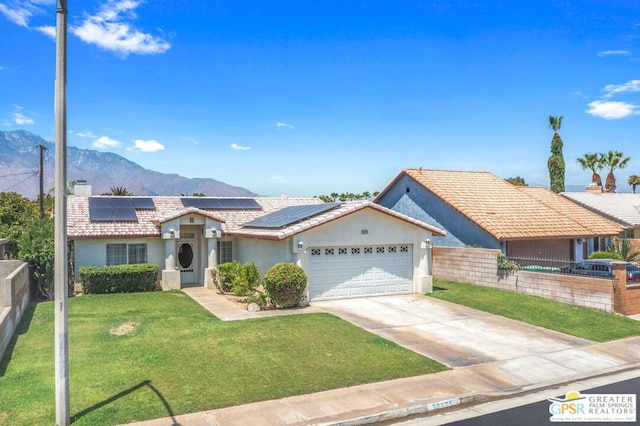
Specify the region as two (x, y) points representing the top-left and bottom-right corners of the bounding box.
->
(312, 295), (593, 368)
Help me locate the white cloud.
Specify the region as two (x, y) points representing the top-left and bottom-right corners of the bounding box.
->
(598, 50), (630, 57)
(585, 100), (639, 120)
(603, 79), (640, 99)
(268, 174), (286, 184)
(34, 25), (55, 38)
(71, 0), (171, 57)
(8, 105), (34, 125)
(230, 143), (250, 150)
(276, 121), (294, 129)
(183, 136), (198, 145)
(0, 3), (32, 27)
(93, 135), (121, 149)
(76, 130), (98, 138)
(129, 139), (164, 152)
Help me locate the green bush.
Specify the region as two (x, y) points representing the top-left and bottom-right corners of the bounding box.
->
(17, 217), (55, 299)
(80, 263), (158, 294)
(263, 263), (307, 308)
(589, 251), (622, 260)
(211, 261), (260, 296)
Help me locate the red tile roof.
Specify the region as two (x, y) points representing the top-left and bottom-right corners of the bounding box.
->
(67, 196), (445, 240)
(376, 169), (623, 240)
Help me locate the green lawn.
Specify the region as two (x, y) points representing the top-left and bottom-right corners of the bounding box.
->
(430, 279), (640, 342)
(0, 291), (446, 425)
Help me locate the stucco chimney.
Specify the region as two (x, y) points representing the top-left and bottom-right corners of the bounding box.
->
(74, 180), (92, 197)
(585, 183), (602, 195)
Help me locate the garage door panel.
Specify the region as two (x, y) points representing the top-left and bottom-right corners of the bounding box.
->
(309, 245), (413, 301)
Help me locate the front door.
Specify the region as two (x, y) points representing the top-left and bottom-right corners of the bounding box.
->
(177, 240), (197, 284)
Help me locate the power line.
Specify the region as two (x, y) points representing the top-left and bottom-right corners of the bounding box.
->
(0, 171), (38, 192)
(0, 171), (38, 178)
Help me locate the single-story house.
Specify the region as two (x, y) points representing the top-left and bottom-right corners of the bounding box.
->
(562, 188), (640, 240)
(67, 183), (445, 301)
(374, 168), (623, 262)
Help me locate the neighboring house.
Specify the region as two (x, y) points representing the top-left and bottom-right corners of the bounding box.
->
(374, 169), (623, 262)
(562, 190), (640, 240)
(67, 183), (445, 301)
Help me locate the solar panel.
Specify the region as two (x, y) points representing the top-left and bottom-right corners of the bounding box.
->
(88, 197), (146, 222)
(132, 198), (155, 209)
(243, 203), (342, 228)
(181, 198), (262, 210)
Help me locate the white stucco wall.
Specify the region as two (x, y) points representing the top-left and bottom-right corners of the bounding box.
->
(73, 238), (165, 281)
(236, 238), (291, 276)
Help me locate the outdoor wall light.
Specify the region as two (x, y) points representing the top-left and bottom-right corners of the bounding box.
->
(297, 241), (304, 251)
(424, 238), (432, 248)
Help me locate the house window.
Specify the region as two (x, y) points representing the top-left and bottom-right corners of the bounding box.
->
(217, 240), (233, 264)
(107, 243), (147, 265)
(128, 244), (147, 264)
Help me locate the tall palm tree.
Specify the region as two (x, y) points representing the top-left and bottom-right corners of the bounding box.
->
(547, 115), (565, 193)
(576, 153), (604, 186)
(600, 150), (631, 193)
(628, 175), (640, 194)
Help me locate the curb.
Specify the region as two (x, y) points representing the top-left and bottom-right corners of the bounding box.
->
(322, 364), (640, 426)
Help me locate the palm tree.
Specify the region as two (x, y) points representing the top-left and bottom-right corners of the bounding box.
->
(576, 153), (604, 187)
(330, 192), (339, 202)
(362, 191), (371, 200)
(106, 186), (133, 196)
(628, 175), (640, 194)
(547, 115), (565, 193)
(600, 150), (631, 193)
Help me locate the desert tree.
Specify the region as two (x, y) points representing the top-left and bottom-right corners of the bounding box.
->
(576, 153), (604, 187)
(547, 115), (565, 193)
(601, 150), (631, 193)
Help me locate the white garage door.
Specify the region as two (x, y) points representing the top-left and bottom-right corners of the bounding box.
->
(308, 245), (413, 301)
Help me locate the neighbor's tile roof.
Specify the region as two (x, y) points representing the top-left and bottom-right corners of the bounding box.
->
(561, 192), (640, 227)
(377, 169), (623, 240)
(230, 200), (446, 240)
(67, 196), (324, 239)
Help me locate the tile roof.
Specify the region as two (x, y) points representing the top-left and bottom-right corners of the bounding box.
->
(67, 196), (324, 239)
(67, 196), (445, 240)
(377, 169), (623, 240)
(561, 192), (640, 227)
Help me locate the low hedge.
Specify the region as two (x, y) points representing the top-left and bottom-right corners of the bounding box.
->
(80, 263), (159, 294)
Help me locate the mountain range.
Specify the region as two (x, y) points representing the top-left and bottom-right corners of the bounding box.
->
(0, 130), (258, 199)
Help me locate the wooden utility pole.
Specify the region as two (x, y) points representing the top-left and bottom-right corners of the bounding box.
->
(54, 1), (69, 425)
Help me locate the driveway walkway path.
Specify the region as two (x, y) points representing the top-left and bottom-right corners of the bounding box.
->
(312, 295), (593, 368)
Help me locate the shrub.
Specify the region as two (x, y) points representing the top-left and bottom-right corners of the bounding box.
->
(607, 238), (640, 262)
(263, 263), (307, 308)
(212, 261), (260, 296)
(589, 251), (622, 260)
(80, 263), (158, 294)
(17, 217), (55, 299)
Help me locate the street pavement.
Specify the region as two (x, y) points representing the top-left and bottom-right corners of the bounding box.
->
(123, 291), (640, 426)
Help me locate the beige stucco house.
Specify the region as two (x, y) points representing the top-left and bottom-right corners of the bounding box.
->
(67, 183), (444, 301)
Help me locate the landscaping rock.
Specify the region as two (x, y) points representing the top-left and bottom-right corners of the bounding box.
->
(247, 303), (261, 312)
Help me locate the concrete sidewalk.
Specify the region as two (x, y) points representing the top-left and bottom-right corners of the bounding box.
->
(123, 289), (640, 426)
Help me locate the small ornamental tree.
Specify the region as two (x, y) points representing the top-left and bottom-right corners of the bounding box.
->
(263, 263), (307, 308)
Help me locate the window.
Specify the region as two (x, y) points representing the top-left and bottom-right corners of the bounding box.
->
(107, 243), (147, 265)
(217, 240), (233, 264)
(128, 244), (147, 264)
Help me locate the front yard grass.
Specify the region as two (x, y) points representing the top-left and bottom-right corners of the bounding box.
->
(430, 279), (640, 342)
(0, 291), (446, 425)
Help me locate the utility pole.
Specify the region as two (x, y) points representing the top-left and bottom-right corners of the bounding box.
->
(38, 144), (47, 218)
(54, 1), (69, 425)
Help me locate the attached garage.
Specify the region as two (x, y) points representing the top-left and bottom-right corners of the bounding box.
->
(308, 245), (413, 301)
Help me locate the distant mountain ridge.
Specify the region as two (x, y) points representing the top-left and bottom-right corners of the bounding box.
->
(0, 130), (258, 198)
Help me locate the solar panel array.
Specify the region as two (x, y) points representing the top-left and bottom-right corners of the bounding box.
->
(243, 203), (342, 228)
(88, 197), (155, 222)
(181, 198), (262, 210)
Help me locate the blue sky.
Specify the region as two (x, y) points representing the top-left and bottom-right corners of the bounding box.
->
(1, 1), (639, 196)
